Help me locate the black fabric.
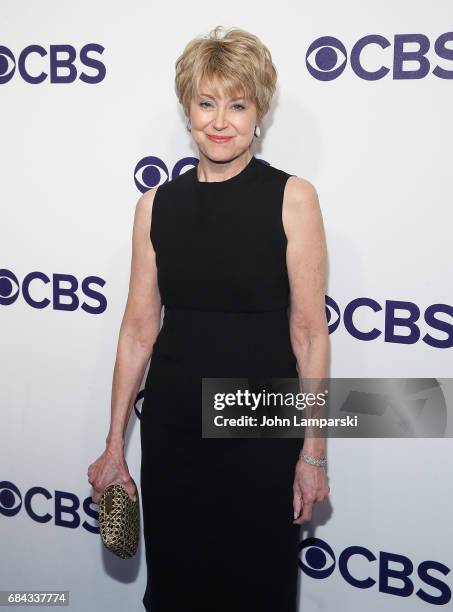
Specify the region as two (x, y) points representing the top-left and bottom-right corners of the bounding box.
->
(140, 155), (302, 611)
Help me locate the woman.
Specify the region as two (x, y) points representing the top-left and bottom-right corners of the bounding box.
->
(88, 25), (330, 611)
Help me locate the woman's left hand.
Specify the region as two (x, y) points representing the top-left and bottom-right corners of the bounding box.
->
(292, 458), (330, 524)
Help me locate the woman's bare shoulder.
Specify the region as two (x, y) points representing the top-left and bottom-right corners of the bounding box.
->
(133, 186), (159, 236)
(136, 186), (158, 215)
(283, 175), (322, 238)
(284, 175), (319, 209)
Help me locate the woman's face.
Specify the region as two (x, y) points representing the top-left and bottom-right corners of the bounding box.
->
(189, 79), (258, 160)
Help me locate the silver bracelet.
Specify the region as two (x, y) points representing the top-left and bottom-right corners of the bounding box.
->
(299, 451), (327, 468)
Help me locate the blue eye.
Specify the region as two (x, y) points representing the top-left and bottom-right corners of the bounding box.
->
(199, 101), (245, 110)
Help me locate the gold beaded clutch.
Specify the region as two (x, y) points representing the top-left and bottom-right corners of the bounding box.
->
(99, 479), (140, 559)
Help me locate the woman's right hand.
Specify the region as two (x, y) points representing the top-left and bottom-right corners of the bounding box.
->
(87, 445), (137, 504)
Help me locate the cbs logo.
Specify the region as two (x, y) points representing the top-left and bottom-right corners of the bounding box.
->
(306, 32), (453, 81)
(0, 268), (106, 314)
(0, 44), (105, 84)
(300, 537), (451, 605)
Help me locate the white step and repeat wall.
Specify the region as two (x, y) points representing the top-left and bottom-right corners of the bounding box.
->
(1, 1), (452, 610)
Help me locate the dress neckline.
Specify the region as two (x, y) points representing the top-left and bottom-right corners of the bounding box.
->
(193, 154), (258, 186)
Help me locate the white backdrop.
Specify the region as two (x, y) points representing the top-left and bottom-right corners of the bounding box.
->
(1, 1), (452, 610)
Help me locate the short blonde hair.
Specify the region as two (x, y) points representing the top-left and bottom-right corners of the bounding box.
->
(174, 25), (277, 124)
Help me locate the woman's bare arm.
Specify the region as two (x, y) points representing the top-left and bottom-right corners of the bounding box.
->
(283, 175), (330, 523)
(283, 175), (329, 450)
(105, 187), (162, 452)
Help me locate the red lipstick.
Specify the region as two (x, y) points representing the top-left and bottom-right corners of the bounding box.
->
(207, 135), (233, 143)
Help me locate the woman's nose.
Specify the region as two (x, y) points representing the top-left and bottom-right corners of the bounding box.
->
(213, 111), (228, 129)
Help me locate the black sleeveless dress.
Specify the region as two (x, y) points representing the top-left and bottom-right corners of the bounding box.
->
(140, 154), (302, 612)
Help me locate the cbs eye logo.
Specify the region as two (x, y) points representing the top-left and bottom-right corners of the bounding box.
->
(325, 295), (341, 334)
(300, 537), (336, 578)
(0, 481), (22, 517)
(306, 32), (453, 80)
(134, 156), (198, 192)
(0, 269), (20, 306)
(0, 44), (105, 85)
(306, 36), (348, 81)
(134, 156), (271, 192)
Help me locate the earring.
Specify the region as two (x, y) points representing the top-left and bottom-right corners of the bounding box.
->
(254, 125), (261, 138)
(186, 119), (191, 132)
